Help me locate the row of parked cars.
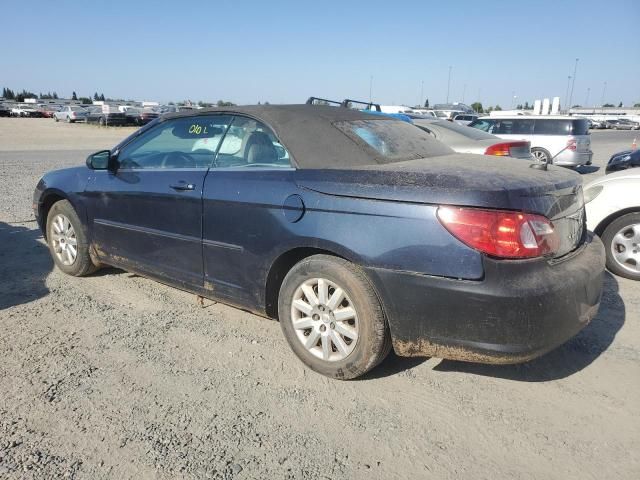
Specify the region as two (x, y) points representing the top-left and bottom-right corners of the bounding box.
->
(589, 118), (640, 130)
(0, 103), (161, 126)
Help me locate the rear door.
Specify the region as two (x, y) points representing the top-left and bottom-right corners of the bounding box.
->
(85, 114), (232, 288)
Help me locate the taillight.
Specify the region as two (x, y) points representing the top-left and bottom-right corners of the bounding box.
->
(484, 141), (530, 157)
(437, 206), (559, 259)
(566, 138), (577, 151)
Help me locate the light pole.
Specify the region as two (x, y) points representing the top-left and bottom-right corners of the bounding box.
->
(511, 91), (517, 109)
(568, 57), (579, 109)
(420, 80), (424, 107)
(369, 75), (373, 103)
(446, 66), (452, 103)
(462, 83), (466, 103)
(564, 75), (572, 110)
(601, 81), (607, 107)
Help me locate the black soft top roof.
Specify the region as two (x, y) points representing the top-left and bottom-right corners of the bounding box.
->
(162, 104), (399, 168)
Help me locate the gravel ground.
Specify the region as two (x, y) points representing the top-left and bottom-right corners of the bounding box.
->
(1, 118), (639, 479)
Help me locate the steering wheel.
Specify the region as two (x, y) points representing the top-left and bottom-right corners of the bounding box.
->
(160, 151), (196, 168)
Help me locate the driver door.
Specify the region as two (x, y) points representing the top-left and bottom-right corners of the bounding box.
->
(84, 115), (232, 288)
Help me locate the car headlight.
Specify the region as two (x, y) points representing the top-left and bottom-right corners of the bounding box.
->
(583, 185), (603, 203)
(609, 154), (631, 165)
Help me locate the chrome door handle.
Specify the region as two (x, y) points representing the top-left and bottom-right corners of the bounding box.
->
(170, 182), (195, 191)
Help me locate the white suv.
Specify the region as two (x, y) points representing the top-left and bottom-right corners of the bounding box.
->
(468, 116), (593, 167)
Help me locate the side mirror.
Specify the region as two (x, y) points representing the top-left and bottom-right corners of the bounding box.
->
(86, 150), (112, 170)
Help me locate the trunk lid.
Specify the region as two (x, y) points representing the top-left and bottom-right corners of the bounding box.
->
(296, 154), (586, 258)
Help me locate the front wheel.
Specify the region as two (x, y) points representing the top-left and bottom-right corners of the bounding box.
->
(98, 117), (105, 126)
(601, 212), (640, 281)
(278, 255), (391, 379)
(46, 200), (98, 277)
(54, 116), (59, 122)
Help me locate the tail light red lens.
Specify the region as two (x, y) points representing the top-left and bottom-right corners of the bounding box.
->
(437, 206), (559, 259)
(484, 141), (530, 157)
(566, 138), (577, 151)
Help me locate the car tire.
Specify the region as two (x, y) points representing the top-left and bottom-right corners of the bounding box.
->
(46, 200), (98, 277)
(531, 147), (552, 164)
(601, 212), (640, 281)
(66, 116), (72, 123)
(99, 117), (105, 127)
(54, 116), (59, 122)
(278, 254), (392, 379)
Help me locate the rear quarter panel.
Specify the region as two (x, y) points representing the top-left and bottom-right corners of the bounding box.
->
(202, 169), (484, 312)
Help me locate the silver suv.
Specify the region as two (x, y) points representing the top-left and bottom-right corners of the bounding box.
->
(468, 116), (592, 167)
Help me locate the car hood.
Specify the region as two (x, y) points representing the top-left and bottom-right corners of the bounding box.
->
(295, 153), (582, 219)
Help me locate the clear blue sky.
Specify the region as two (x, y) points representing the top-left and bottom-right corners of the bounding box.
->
(2, 0), (638, 107)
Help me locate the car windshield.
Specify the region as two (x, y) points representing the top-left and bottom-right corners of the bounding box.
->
(70, 106), (85, 112)
(333, 119), (452, 162)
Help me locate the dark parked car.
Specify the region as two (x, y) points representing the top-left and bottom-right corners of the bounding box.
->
(33, 105), (605, 379)
(606, 149), (640, 173)
(86, 106), (127, 126)
(0, 104), (11, 117)
(124, 107), (160, 126)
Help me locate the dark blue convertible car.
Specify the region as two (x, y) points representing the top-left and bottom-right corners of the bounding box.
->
(34, 105), (605, 379)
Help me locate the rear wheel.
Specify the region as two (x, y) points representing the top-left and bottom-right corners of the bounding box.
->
(531, 147), (552, 164)
(602, 212), (640, 281)
(54, 115), (59, 122)
(99, 116), (105, 126)
(278, 255), (391, 379)
(46, 200), (98, 277)
(66, 116), (72, 123)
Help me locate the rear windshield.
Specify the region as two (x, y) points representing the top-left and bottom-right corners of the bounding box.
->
(334, 119), (452, 162)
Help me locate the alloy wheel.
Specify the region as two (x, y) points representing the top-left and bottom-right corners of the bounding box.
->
(290, 278), (359, 362)
(50, 214), (78, 266)
(532, 150), (548, 162)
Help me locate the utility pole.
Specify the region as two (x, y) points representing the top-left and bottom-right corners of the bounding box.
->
(568, 58), (579, 109)
(446, 66), (452, 103)
(564, 75), (572, 110)
(585, 87), (590, 108)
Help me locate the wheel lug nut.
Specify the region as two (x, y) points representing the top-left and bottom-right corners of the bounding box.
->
(312, 314), (319, 321)
(330, 322), (335, 329)
(320, 325), (326, 332)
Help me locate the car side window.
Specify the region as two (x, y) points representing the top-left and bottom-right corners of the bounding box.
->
(511, 119), (534, 135)
(213, 116), (292, 168)
(470, 119), (495, 133)
(117, 115), (233, 169)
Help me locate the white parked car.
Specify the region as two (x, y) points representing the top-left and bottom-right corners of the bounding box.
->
(468, 115), (593, 167)
(53, 106), (88, 123)
(379, 105), (415, 114)
(584, 170), (640, 280)
(453, 114), (478, 126)
(10, 105), (39, 117)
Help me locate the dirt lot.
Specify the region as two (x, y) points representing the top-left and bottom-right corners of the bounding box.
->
(1, 118), (639, 479)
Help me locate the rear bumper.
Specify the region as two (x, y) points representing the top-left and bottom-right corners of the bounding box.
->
(366, 233), (605, 364)
(554, 150), (593, 167)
